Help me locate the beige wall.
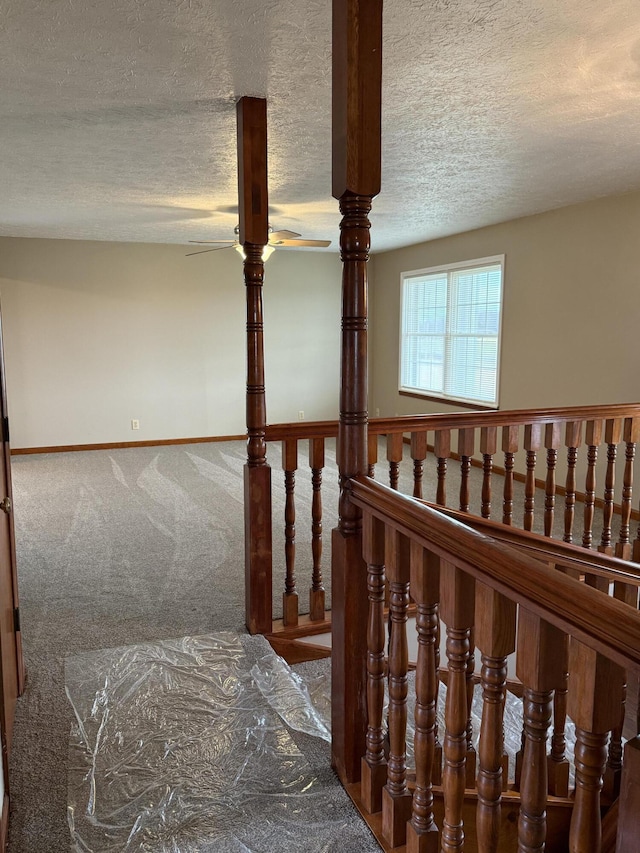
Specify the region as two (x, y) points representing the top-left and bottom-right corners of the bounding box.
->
(369, 190), (640, 418)
(0, 238), (342, 448)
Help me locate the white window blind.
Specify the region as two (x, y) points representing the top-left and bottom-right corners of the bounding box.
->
(399, 257), (504, 407)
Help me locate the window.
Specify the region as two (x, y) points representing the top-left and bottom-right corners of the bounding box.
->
(399, 256), (504, 407)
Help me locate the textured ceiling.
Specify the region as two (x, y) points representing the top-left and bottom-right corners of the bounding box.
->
(2, 0), (640, 252)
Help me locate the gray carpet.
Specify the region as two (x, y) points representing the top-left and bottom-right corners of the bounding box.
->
(5, 438), (617, 851)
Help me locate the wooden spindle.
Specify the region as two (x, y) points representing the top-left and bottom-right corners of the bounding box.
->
(524, 423), (542, 533)
(502, 425), (519, 526)
(616, 417), (639, 560)
(440, 560), (475, 853)
(411, 431), (428, 500)
(387, 432), (404, 491)
(516, 609), (566, 853)
(368, 431), (378, 479)
(382, 531), (413, 848)
(361, 513), (387, 814)
(458, 428), (475, 513)
(434, 429), (450, 507)
(331, 0), (382, 785)
(582, 420), (602, 549)
(406, 541), (440, 853)
(563, 421), (583, 544)
(603, 580), (638, 800)
(548, 670), (570, 797)
(480, 426), (497, 519)
(240, 96), (273, 636)
(544, 423), (561, 538)
(567, 640), (625, 853)
(282, 438), (299, 626)
(465, 629), (477, 788)
(616, 737), (640, 853)
(475, 583), (516, 853)
(309, 437), (326, 621)
(599, 419), (622, 555)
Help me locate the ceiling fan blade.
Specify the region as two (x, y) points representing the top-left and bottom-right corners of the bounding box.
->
(268, 229), (302, 244)
(185, 246), (235, 257)
(188, 240), (236, 245)
(278, 239), (332, 248)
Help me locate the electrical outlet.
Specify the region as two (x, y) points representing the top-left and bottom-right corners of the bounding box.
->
(298, 410), (305, 421)
(131, 419), (140, 430)
(375, 408), (380, 417)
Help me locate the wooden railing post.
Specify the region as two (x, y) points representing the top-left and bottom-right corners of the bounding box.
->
(382, 531), (413, 848)
(563, 421), (583, 544)
(616, 736), (640, 853)
(309, 437), (326, 621)
(239, 96), (273, 635)
(331, 0), (382, 785)
(407, 541), (440, 853)
(567, 641), (625, 853)
(616, 417), (639, 560)
(501, 425), (519, 526)
(480, 426), (497, 519)
(475, 582), (516, 853)
(440, 560), (475, 853)
(282, 438), (298, 626)
(361, 512), (387, 814)
(516, 608), (567, 852)
(582, 420), (602, 549)
(524, 423), (542, 532)
(544, 422), (561, 537)
(599, 419), (622, 555)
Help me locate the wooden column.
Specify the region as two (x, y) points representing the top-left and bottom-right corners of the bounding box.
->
(240, 96), (273, 635)
(617, 736), (640, 853)
(309, 438), (326, 621)
(331, 0), (382, 785)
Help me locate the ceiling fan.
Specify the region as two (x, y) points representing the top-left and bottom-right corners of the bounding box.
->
(186, 225), (331, 259)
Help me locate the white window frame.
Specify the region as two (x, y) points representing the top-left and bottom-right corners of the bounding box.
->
(398, 255), (505, 408)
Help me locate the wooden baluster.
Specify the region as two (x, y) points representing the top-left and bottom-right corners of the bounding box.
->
(567, 640), (625, 853)
(465, 629), (477, 788)
(502, 425), (519, 526)
(603, 580), (638, 800)
(411, 431), (428, 500)
(331, 0), (382, 785)
(361, 513), (387, 814)
(433, 615), (443, 787)
(582, 420), (602, 549)
(434, 429), (451, 507)
(616, 417), (639, 561)
(598, 418), (622, 555)
(563, 421), (583, 544)
(282, 438), (299, 626)
(382, 531), (413, 848)
(480, 426), (497, 519)
(516, 609), (566, 853)
(458, 428), (475, 513)
(544, 423), (561, 538)
(239, 97), (273, 636)
(309, 437), (325, 621)
(616, 737), (640, 853)
(548, 668), (570, 797)
(387, 432), (404, 491)
(524, 424), (542, 533)
(368, 431), (378, 479)
(406, 541), (440, 852)
(475, 583), (516, 853)
(440, 560), (475, 853)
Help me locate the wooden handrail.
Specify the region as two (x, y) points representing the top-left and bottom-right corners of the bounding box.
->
(348, 475), (640, 673)
(264, 402), (640, 442)
(421, 500), (640, 587)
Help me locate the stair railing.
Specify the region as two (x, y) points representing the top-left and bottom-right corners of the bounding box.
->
(348, 475), (640, 852)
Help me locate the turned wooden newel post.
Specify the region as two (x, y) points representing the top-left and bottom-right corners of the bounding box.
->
(239, 96), (273, 635)
(331, 0), (383, 785)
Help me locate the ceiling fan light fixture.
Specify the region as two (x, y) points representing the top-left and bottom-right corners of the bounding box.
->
(234, 243), (274, 262)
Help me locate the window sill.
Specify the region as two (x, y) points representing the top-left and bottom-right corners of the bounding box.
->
(398, 389), (499, 412)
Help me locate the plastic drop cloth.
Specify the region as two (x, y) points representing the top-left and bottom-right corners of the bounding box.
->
(66, 632), (379, 853)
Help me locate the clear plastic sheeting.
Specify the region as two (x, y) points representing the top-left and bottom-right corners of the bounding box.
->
(66, 632), (379, 853)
